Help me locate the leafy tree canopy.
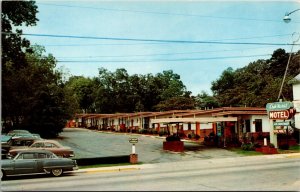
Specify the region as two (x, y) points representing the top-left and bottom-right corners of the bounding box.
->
(211, 49), (300, 107)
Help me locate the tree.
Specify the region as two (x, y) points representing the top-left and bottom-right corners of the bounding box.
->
(211, 67), (236, 106)
(2, 0), (38, 69)
(5, 46), (75, 137)
(156, 70), (186, 100)
(2, 0), (39, 130)
(154, 96), (195, 111)
(195, 91), (219, 109)
(65, 76), (97, 113)
(210, 49), (300, 107)
(2, 1), (78, 137)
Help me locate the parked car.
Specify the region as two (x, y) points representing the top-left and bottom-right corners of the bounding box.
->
(7, 129), (31, 137)
(8, 140), (75, 158)
(9, 135), (42, 150)
(1, 150), (78, 179)
(7, 129), (42, 139)
(1, 135), (12, 159)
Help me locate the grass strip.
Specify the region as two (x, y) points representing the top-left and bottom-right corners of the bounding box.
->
(227, 147), (264, 156)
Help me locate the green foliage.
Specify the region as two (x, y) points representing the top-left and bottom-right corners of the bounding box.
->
(138, 129), (148, 134)
(195, 91), (220, 109)
(288, 145), (300, 151)
(241, 143), (255, 151)
(1, 0), (38, 69)
(159, 131), (168, 136)
(65, 76), (96, 113)
(2, 2), (74, 137)
(2, 0), (39, 123)
(166, 134), (181, 142)
(268, 143), (275, 148)
(211, 49), (300, 107)
(228, 148), (264, 156)
(154, 96), (195, 111)
(66, 68), (192, 113)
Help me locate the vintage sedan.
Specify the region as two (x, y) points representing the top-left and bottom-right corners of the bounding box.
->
(7, 129), (31, 136)
(9, 135), (42, 150)
(1, 150), (78, 179)
(8, 140), (75, 158)
(1, 135), (13, 159)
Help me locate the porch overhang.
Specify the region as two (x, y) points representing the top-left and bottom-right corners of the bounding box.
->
(150, 117), (237, 124)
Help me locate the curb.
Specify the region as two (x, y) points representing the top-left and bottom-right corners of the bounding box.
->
(74, 164), (155, 174)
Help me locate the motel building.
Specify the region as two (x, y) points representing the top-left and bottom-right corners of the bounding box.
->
(73, 107), (276, 147)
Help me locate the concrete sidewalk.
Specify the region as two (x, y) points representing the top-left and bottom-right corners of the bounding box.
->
(74, 152), (300, 174)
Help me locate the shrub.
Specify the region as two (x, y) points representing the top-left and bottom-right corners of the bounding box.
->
(269, 143), (275, 148)
(204, 136), (209, 142)
(241, 143), (255, 151)
(166, 134), (181, 142)
(279, 144), (289, 150)
(139, 129), (148, 134)
(158, 131), (166, 136)
(253, 142), (261, 149)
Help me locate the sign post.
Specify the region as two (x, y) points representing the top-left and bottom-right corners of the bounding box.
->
(129, 138), (138, 164)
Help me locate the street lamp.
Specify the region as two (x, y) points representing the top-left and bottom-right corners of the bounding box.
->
(283, 9), (300, 23)
(277, 9), (300, 100)
(277, 32), (300, 101)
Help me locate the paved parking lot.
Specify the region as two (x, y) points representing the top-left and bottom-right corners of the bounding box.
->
(54, 128), (242, 164)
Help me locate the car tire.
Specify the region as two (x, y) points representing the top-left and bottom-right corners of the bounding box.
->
(1, 170), (6, 180)
(51, 168), (63, 177)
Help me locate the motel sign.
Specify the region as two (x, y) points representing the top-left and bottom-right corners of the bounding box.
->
(266, 101), (295, 120)
(266, 101), (293, 111)
(269, 108), (296, 120)
(266, 101), (295, 148)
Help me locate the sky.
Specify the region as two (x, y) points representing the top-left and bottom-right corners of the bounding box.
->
(21, 0), (300, 96)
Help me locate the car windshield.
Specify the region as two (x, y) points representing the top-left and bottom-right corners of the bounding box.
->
(1, 135), (12, 142)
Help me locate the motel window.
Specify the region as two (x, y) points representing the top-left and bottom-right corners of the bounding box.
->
(255, 119), (262, 132)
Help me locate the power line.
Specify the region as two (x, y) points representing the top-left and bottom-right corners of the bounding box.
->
(40, 34), (294, 47)
(5, 32), (299, 46)
(37, 2), (295, 23)
(55, 46), (278, 59)
(55, 54), (271, 63)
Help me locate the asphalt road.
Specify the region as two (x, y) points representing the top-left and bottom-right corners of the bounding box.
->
(2, 154), (300, 191)
(53, 128), (242, 163)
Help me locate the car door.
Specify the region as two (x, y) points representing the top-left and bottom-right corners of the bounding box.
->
(13, 152), (38, 174)
(43, 142), (63, 157)
(30, 141), (44, 149)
